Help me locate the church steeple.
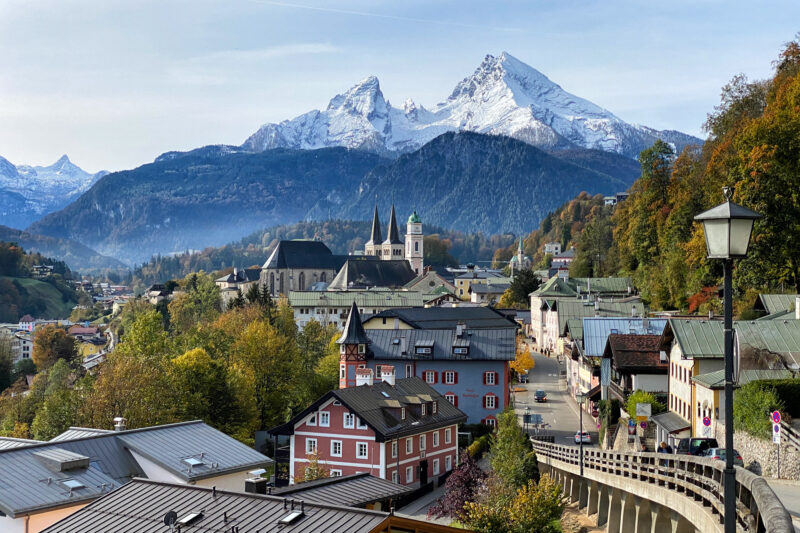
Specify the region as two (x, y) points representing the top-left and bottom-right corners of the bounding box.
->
(365, 205), (383, 257)
(338, 302), (371, 389)
(367, 205), (382, 245)
(384, 205), (403, 245)
(382, 204), (404, 260)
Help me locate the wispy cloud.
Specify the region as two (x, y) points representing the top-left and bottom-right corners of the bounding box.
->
(188, 43), (340, 64)
(170, 42), (340, 85)
(251, 0), (520, 32)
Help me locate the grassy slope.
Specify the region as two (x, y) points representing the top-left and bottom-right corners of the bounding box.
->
(1, 276), (76, 319)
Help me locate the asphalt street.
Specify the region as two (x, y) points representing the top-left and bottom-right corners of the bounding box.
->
(514, 350), (598, 444)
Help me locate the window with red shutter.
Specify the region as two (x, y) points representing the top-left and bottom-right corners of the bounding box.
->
(433, 371), (438, 384)
(454, 372), (458, 384)
(482, 372), (487, 385)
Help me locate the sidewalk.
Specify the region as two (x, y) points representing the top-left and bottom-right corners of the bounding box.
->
(766, 479), (800, 533)
(395, 483), (451, 525)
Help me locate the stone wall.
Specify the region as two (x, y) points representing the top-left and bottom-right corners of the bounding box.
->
(715, 425), (800, 480)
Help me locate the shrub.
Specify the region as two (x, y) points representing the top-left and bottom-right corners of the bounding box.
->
(626, 390), (665, 420)
(734, 382), (786, 439)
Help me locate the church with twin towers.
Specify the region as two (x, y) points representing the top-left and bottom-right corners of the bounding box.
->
(364, 205), (424, 276)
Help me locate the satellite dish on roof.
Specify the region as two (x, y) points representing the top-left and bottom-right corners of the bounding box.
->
(164, 510), (178, 527)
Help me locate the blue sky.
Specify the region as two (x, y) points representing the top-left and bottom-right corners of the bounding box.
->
(0, 0), (796, 172)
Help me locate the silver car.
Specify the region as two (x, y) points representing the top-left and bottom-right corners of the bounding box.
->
(704, 448), (744, 466)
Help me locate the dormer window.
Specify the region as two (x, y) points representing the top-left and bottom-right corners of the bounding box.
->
(453, 347), (469, 356)
(401, 407), (406, 420)
(415, 347), (431, 355)
(358, 344), (366, 354)
(432, 401), (438, 414)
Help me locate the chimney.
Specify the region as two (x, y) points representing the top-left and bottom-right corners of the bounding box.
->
(113, 417), (127, 432)
(796, 297), (800, 320)
(355, 368), (374, 387)
(381, 365), (396, 386)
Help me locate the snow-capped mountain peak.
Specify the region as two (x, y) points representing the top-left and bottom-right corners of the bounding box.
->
(242, 52), (701, 158)
(0, 154), (108, 228)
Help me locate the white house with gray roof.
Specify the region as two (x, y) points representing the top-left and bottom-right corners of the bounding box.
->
(0, 420), (271, 533)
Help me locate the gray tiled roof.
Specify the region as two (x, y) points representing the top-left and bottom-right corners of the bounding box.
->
(41, 479), (391, 533)
(262, 240), (346, 270)
(0, 421), (271, 517)
(271, 377), (466, 441)
(367, 328), (516, 361)
(271, 473), (413, 507)
(366, 306), (517, 329)
(328, 258), (416, 290)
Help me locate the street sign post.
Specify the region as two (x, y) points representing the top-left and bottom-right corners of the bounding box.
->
(773, 422), (781, 478)
(703, 416), (711, 427)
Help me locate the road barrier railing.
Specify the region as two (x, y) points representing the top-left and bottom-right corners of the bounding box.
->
(530, 440), (793, 532)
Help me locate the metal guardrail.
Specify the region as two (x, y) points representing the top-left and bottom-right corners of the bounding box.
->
(530, 440), (793, 533)
(779, 421), (800, 452)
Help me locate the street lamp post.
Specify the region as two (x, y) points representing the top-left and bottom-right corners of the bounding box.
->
(694, 187), (761, 533)
(524, 406), (530, 436)
(576, 393), (586, 476)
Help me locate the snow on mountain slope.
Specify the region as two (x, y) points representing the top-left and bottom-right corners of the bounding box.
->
(243, 52), (701, 158)
(0, 154), (107, 228)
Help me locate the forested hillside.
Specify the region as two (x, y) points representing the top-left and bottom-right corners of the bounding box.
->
(498, 39), (800, 312)
(0, 242), (79, 321)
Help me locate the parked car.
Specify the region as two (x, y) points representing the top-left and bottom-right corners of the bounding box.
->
(704, 448), (744, 466)
(574, 431), (591, 444)
(676, 438), (718, 456)
(534, 390), (547, 402)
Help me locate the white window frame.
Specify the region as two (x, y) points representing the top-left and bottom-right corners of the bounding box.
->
(401, 407), (406, 420)
(486, 371), (496, 385)
(330, 440), (343, 457)
(319, 411), (330, 427)
(392, 440), (398, 458)
(305, 438), (317, 454)
(307, 414), (317, 426)
(432, 401), (437, 414)
(445, 428), (452, 444)
(445, 393), (456, 405)
(405, 364), (413, 378)
(343, 413), (355, 429)
(357, 417), (368, 430)
(406, 466), (413, 483)
(433, 458), (440, 475)
(406, 437), (413, 454)
(432, 431), (439, 447)
(421, 403), (427, 416)
(420, 434), (426, 451)
(424, 371), (435, 384)
(485, 394), (497, 409)
(486, 417), (497, 428)
(444, 371), (455, 384)
(392, 471), (398, 484)
(340, 365), (345, 380)
(330, 469), (342, 477)
(445, 455), (452, 471)
(356, 441), (369, 459)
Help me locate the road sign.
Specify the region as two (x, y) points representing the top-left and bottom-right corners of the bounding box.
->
(628, 419), (636, 427)
(772, 410), (781, 424)
(703, 416), (711, 427)
(636, 403), (652, 418)
(773, 423), (781, 444)
(640, 421), (648, 429)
